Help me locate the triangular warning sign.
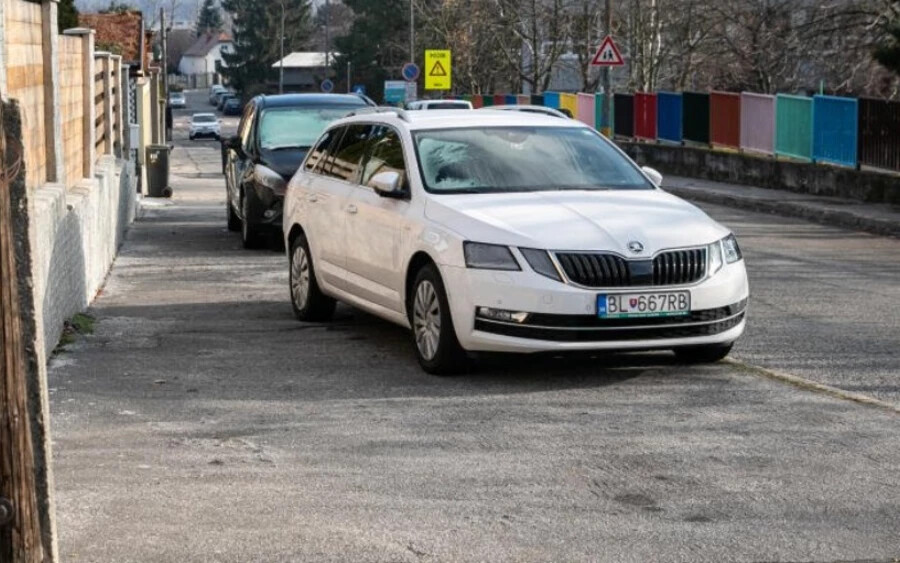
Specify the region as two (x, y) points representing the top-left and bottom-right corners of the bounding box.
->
(591, 36), (624, 67)
(429, 60), (448, 77)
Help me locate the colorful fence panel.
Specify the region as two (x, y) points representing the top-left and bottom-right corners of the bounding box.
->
(470, 94), (484, 109)
(710, 92), (741, 149)
(740, 93), (775, 155)
(543, 92), (561, 109)
(812, 95), (858, 168)
(858, 98), (900, 172)
(517, 94), (530, 106)
(481, 94), (494, 107)
(775, 94), (813, 161)
(492, 94), (505, 106)
(633, 92), (657, 140)
(682, 92), (710, 144)
(576, 93), (595, 128)
(504, 94), (517, 105)
(530, 94), (544, 106)
(594, 94), (614, 135)
(656, 92), (682, 143)
(560, 93), (577, 118)
(614, 94), (634, 138)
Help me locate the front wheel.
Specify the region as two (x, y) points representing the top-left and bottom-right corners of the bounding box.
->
(673, 343), (733, 364)
(289, 234), (335, 322)
(410, 264), (468, 375)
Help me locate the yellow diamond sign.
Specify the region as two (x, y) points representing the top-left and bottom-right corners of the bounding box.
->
(425, 50), (451, 91)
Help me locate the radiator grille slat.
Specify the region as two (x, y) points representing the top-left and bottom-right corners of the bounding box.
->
(556, 248), (707, 288)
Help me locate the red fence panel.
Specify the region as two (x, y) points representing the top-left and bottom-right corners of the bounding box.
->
(710, 91), (741, 149)
(633, 92), (657, 140)
(493, 94), (505, 106)
(470, 94), (484, 109)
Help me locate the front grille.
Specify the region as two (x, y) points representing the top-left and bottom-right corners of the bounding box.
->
(555, 248), (707, 288)
(555, 252), (631, 287)
(652, 248), (707, 286)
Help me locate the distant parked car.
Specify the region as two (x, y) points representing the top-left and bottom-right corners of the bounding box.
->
(209, 84), (226, 104)
(406, 99), (473, 110)
(222, 97), (242, 116)
(223, 93), (374, 248)
(168, 91), (187, 109)
(189, 113), (221, 140)
(485, 104), (571, 119)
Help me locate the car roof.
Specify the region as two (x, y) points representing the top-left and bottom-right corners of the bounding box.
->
(254, 93), (372, 109)
(488, 104), (569, 117)
(331, 108), (587, 131)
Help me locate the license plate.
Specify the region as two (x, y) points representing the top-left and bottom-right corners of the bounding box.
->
(597, 291), (690, 318)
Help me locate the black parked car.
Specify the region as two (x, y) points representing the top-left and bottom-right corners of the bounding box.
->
(224, 93), (375, 248)
(222, 97), (242, 116)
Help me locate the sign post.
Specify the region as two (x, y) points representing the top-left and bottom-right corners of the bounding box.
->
(424, 50), (451, 91)
(591, 34), (624, 137)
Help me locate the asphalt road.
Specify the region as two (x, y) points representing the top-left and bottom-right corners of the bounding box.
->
(49, 90), (900, 562)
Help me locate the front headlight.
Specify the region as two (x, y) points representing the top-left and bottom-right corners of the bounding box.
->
(519, 248), (562, 281)
(708, 234), (742, 276)
(722, 234), (742, 263)
(463, 242), (520, 271)
(254, 164), (287, 195)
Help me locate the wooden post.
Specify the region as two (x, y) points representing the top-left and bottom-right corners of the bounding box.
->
(63, 28), (95, 179)
(101, 55), (113, 156)
(0, 102), (44, 563)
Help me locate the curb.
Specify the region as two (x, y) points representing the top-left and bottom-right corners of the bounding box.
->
(665, 185), (900, 239)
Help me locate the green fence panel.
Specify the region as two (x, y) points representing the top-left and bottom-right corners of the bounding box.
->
(775, 94), (813, 161)
(594, 93), (614, 134)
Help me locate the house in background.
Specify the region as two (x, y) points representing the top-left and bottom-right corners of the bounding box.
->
(177, 32), (232, 88)
(271, 52), (337, 92)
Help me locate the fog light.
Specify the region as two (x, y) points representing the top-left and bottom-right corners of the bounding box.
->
(263, 209), (277, 219)
(477, 307), (530, 323)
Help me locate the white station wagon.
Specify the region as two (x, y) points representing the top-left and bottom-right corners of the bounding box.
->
(283, 109), (749, 374)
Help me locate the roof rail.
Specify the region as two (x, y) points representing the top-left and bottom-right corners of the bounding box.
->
(344, 106), (410, 122)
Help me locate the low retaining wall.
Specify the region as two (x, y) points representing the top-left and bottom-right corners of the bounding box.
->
(29, 155), (136, 360)
(618, 141), (900, 205)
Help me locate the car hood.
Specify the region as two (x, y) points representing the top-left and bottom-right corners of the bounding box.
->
(424, 189), (730, 254)
(259, 148), (308, 180)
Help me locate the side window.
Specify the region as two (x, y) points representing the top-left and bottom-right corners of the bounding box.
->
(304, 127), (340, 173)
(323, 124), (371, 182)
(360, 126), (407, 190)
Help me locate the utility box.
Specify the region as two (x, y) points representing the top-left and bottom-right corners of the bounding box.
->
(145, 145), (172, 197)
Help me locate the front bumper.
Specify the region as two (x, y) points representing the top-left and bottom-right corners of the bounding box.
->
(440, 260), (749, 353)
(248, 183), (284, 229)
(190, 129), (220, 138)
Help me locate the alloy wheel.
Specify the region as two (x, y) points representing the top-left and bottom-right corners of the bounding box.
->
(291, 244), (310, 311)
(413, 280), (441, 361)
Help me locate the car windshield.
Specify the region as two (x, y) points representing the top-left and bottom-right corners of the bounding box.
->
(259, 106), (361, 150)
(413, 126), (653, 193)
(193, 115), (216, 123)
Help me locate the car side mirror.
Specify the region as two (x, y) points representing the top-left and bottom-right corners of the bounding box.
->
(369, 171), (405, 198)
(225, 135), (242, 151)
(641, 166), (663, 187)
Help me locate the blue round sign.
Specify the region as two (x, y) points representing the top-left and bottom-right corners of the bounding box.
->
(321, 79), (334, 93)
(401, 62), (419, 82)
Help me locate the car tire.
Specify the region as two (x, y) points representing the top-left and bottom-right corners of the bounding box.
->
(189, 134), (195, 141)
(409, 264), (469, 375)
(289, 233), (335, 322)
(241, 193), (264, 249)
(674, 343), (733, 364)
(226, 193), (241, 232)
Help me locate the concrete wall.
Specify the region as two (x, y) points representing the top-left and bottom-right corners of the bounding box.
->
(1, 0), (138, 362)
(619, 141), (900, 205)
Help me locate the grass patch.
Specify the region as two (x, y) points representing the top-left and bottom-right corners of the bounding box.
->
(54, 312), (96, 354)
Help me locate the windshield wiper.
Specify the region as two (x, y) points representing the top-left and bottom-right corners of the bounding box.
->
(264, 144), (312, 151)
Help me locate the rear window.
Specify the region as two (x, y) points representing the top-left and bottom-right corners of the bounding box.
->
(193, 115), (217, 123)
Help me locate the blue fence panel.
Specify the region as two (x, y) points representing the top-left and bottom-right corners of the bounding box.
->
(657, 92), (683, 143)
(812, 95), (858, 168)
(504, 94), (517, 105)
(543, 92), (561, 109)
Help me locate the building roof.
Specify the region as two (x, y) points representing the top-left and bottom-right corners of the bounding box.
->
(79, 11), (145, 66)
(272, 52), (338, 69)
(183, 32), (232, 58)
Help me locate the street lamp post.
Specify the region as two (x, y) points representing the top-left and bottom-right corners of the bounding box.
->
(279, 0), (286, 94)
(409, 0), (414, 63)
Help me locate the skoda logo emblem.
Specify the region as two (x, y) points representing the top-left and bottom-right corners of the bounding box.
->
(628, 241), (644, 254)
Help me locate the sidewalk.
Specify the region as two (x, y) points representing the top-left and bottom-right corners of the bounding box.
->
(663, 176), (900, 238)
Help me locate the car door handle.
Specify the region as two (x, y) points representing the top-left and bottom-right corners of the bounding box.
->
(346, 204), (358, 214)
(306, 193), (318, 203)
